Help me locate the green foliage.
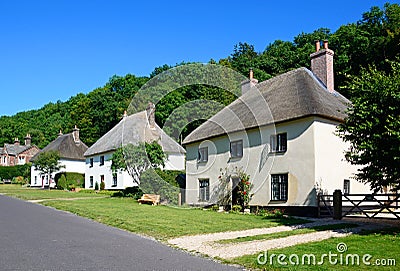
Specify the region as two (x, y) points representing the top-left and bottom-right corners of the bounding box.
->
(0, 164), (31, 180)
(337, 61), (400, 192)
(111, 142), (167, 185)
(55, 172), (84, 190)
(140, 169), (180, 205)
(231, 205), (242, 213)
(100, 181), (105, 191)
(94, 181), (99, 191)
(33, 150), (64, 176)
(12, 176), (28, 185)
(0, 3), (398, 154)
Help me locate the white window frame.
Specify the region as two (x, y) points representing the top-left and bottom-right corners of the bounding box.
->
(230, 140), (243, 158)
(198, 147), (208, 163)
(199, 179), (210, 202)
(271, 174), (288, 201)
(270, 133), (287, 153)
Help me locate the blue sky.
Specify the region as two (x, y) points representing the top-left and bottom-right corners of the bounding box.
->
(0, 0), (393, 116)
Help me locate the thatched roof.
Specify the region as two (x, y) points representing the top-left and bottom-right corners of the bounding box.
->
(31, 133), (88, 161)
(183, 67), (350, 145)
(84, 111), (185, 157)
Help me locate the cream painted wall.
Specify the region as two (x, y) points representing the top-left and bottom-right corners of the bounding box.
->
(30, 159), (85, 187)
(84, 152), (137, 190)
(185, 116), (372, 207)
(84, 151), (185, 190)
(313, 118), (371, 195)
(163, 153), (185, 170)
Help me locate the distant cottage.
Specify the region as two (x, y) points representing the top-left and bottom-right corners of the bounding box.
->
(0, 135), (40, 166)
(183, 41), (372, 216)
(84, 103), (186, 190)
(30, 127), (88, 188)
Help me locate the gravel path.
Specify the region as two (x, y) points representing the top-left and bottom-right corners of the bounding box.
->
(168, 218), (387, 259)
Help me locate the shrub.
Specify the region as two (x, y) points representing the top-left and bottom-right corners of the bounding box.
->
(55, 172), (84, 190)
(100, 181), (105, 191)
(12, 176), (28, 185)
(94, 182), (99, 191)
(231, 205), (242, 213)
(211, 205), (219, 212)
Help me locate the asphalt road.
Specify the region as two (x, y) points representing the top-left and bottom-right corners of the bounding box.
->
(0, 195), (242, 271)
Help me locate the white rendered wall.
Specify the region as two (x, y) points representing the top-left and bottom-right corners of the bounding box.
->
(185, 117), (369, 207)
(313, 118), (372, 195)
(30, 159), (85, 187)
(164, 153), (185, 170)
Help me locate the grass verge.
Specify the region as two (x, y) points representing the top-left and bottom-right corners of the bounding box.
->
(225, 227), (400, 270)
(0, 184), (106, 200)
(41, 197), (308, 240)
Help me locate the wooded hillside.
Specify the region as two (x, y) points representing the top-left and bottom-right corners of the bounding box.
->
(0, 3), (398, 149)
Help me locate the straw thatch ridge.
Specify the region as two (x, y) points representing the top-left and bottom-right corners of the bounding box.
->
(183, 67), (350, 145)
(84, 110), (185, 157)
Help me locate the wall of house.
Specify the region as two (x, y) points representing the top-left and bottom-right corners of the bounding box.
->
(30, 159), (85, 187)
(185, 118), (318, 206)
(164, 153), (185, 171)
(185, 117), (371, 208)
(84, 152), (137, 190)
(313, 117), (371, 195)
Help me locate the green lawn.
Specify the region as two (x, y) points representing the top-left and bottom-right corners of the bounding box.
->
(41, 197), (307, 240)
(0, 184), (105, 200)
(226, 227), (400, 270)
(2, 184), (399, 271)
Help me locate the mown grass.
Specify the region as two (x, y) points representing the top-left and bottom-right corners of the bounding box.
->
(226, 227), (400, 270)
(41, 197), (307, 240)
(0, 184), (106, 200)
(217, 223), (359, 244)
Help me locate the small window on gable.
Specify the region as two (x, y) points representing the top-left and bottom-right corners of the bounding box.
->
(198, 147), (208, 163)
(271, 133), (287, 153)
(100, 156), (104, 166)
(343, 179), (350, 195)
(230, 140), (243, 158)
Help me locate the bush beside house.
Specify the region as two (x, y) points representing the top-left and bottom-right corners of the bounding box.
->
(55, 172), (85, 190)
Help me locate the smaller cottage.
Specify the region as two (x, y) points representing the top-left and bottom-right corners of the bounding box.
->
(84, 103), (186, 190)
(30, 127), (88, 188)
(0, 135), (40, 166)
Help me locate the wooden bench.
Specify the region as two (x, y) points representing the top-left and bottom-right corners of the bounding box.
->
(138, 194), (160, 205)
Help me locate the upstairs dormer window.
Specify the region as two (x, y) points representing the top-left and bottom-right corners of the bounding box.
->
(230, 140), (243, 158)
(100, 155), (105, 166)
(89, 158), (94, 168)
(198, 147), (208, 163)
(271, 133), (287, 153)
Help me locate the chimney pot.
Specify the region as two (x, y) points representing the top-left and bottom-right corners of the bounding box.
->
(123, 110), (128, 118)
(310, 40), (335, 92)
(315, 40), (320, 52)
(14, 138), (20, 145)
(249, 68), (254, 79)
(24, 134), (31, 146)
(146, 102), (156, 128)
(241, 68), (258, 95)
(72, 126), (80, 143)
(323, 40), (328, 49)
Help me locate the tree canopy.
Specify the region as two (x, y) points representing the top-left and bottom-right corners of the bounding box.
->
(337, 61), (400, 192)
(33, 150), (65, 179)
(0, 3), (398, 154)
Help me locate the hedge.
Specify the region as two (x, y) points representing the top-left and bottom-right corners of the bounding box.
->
(0, 164), (31, 181)
(55, 172), (85, 190)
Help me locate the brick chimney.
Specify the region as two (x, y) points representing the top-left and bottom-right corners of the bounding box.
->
(14, 138), (20, 146)
(72, 125), (80, 143)
(241, 68), (259, 95)
(24, 134), (31, 146)
(146, 102), (156, 129)
(310, 40), (334, 92)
